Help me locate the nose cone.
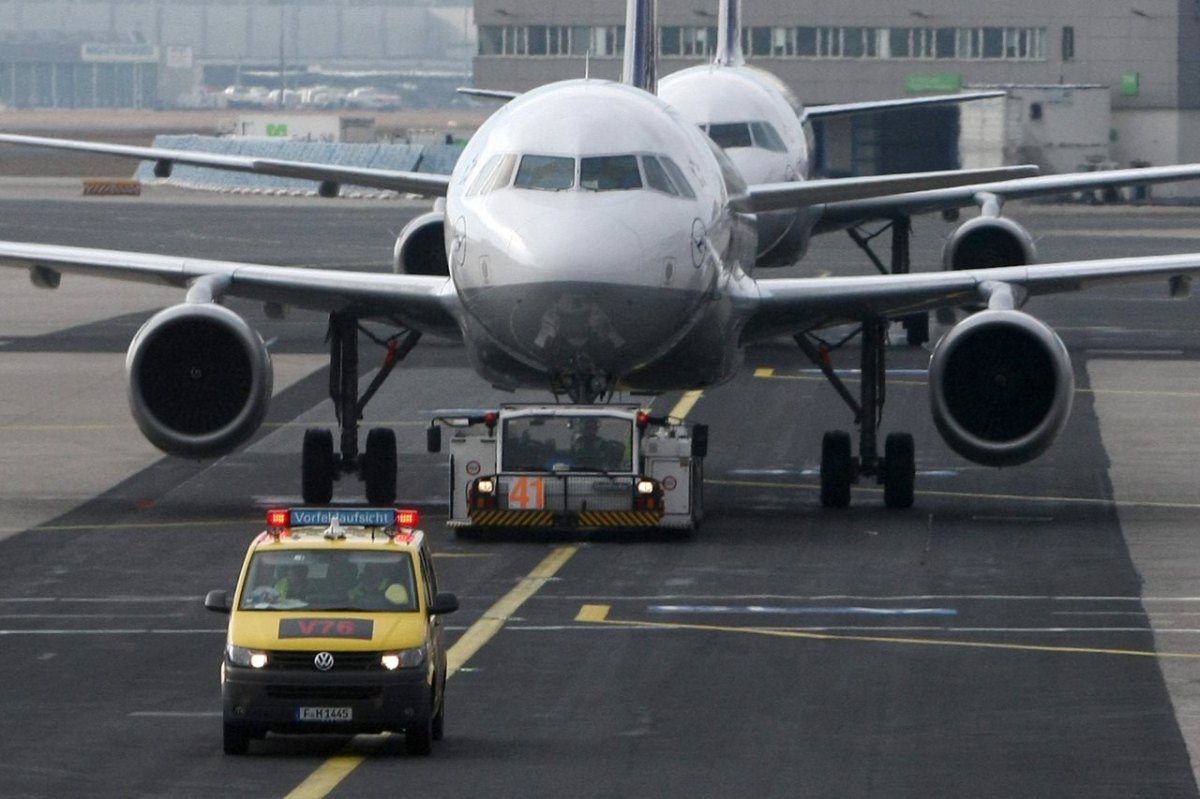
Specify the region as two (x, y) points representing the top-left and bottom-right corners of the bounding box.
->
(508, 212), (644, 281)
(459, 205), (706, 380)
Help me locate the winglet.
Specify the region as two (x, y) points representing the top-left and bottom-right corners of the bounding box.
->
(622, 0), (657, 93)
(714, 0), (745, 67)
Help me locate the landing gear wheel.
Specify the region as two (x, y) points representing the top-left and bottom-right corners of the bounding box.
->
(302, 428), (335, 505)
(903, 312), (929, 346)
(882, 432), (915, 509)
(820, 430), (853, 508)
(406, 715), (433, 756)
(223, 721), (250, 755)
(363, 427), (397, 506)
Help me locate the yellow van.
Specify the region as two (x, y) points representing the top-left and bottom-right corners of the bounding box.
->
(204, 508), (459, 755)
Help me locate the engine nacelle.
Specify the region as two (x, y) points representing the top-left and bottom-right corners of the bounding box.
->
(393, 211), (448, 276)
(942, 215), (1037, 272)
(126, 303), (273, 460)
(928, 310), (1074, 467)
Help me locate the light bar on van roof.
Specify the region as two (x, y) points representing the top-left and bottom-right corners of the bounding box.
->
(266, 508), (419, 529)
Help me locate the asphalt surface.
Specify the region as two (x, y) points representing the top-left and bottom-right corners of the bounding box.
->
(1, 181), (1200, 797)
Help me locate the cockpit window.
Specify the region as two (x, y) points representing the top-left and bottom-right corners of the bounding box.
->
(707, 122), (753, 149)
(514, 155), (575, 190)
(705, 121), (789, 153)
(750, 121), (788, 153)
(641, 156), (676, 195)
(467, 153), (518, 196)
(580, 155), (642, 191)
(658, 156), (697, 199)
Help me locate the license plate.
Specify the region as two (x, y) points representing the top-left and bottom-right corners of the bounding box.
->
(296, 707), (352, 722)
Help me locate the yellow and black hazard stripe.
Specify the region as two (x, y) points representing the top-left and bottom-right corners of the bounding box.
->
(469, 509), (556, 527)
(576, 510), (663, 528)
(82, 179), (142, 196)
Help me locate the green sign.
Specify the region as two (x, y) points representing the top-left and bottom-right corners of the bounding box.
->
(905, 73), (962, 93)
(265, 123), (289, 137)
(1120, 71), (1140, 97)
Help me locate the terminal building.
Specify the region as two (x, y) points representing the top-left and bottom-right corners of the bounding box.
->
(472, 0), (1200, 184)
(0, 0), (475, 110)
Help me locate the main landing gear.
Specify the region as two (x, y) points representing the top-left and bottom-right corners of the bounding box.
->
(797, 315), (915, 510)
(301, 312), (421, 506)
(847, 215), (929, 347)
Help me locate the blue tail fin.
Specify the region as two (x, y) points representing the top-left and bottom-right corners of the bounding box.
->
(621, 0), (656, 93)
(714, 0), (744, 67)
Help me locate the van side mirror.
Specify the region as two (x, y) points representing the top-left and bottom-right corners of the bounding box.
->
(427, 424), (442, 453)
(204, 589), (231, 614)
(691, 424), (708, 458)
(429, 592), (459, 615)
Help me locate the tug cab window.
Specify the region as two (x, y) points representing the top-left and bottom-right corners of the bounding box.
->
(514, 154), (575, 190)
(580, 155), (642, 191)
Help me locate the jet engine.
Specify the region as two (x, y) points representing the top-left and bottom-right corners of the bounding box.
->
(126, 303), (273, 459)
(393, 211), (449, 276)
(942, 215), (1037, 272)
(928, 309), (1074, 467)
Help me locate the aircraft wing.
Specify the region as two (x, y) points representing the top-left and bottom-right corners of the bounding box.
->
(740, 165), (1038, 212)
(814, 163), (1200, 232)
(0, 241), (461, 335)
(744, 253), (1200, 343)
(0, 133), (451, 197)
(804, 90), (1006, 120)
(457, 87), (522, 102)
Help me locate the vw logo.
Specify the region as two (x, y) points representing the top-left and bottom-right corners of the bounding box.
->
(314, 652), (335, 672)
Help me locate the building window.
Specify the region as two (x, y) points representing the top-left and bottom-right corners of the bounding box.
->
(1062, 26), (1075, 61)
(483, 22), (1046, 62)
(478, 24), (623, 56)
(661, 26), (717, 56)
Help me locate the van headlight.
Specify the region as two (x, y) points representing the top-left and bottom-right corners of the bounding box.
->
(226, 644), (268, 669)
(381, 647), (427, 670)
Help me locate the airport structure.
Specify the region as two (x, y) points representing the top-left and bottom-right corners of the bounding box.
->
(474, 0), (1200, 183)
(0, 0), (475, 110)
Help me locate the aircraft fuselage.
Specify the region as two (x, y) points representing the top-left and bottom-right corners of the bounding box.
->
(445, 80), (758, 399)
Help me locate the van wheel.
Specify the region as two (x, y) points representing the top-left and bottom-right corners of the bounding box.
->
(432, 696), (445, 741)
(223, 721), (250, 755)
(406, 716), (433, 756)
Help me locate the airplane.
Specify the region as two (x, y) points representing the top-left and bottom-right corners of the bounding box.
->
(475, 0), (1200, 347)
(1, 0), (1200, 512)
(655, 0), (1200, 290)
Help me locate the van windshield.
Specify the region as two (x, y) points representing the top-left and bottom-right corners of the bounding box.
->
(239, 550), (418, 612)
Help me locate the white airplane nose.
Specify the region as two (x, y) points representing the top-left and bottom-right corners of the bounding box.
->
(508, 212), (645, 280)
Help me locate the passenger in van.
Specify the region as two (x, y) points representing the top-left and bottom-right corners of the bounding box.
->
(349, 562), (413, 608)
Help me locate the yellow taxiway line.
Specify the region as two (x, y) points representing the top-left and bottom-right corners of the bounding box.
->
(574, 604), (1200, 661)
(283, 545), (578, 799)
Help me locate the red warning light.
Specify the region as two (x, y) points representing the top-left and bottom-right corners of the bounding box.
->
(484, 411), (499, 428)
(636, 412), (650, 430)
(395, 509), (420, 528)
(266, 509), (290, 528)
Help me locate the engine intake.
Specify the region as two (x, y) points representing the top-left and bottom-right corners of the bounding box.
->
(928, 310), (1073, 467)
(393, 211), (448, 276)
(943, 216), (1037, 272)
(126, 303), (273, 459)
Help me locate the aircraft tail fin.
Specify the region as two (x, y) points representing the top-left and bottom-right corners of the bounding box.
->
(621, 0), (656, 93)
(715, 0), (745, 67)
